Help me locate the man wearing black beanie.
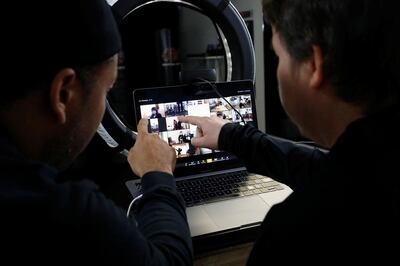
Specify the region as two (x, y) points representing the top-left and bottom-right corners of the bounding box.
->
(0, 0), (192, 265)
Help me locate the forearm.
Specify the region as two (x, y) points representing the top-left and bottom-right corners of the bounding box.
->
(134, 172), (193, 266)
(218, 123), (326, 190)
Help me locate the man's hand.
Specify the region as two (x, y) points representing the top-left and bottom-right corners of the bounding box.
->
(178, 116), (229, 150)
(128, 119), (176, 177)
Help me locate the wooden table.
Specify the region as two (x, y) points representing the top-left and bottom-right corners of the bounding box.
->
(194, 242), (254, 266)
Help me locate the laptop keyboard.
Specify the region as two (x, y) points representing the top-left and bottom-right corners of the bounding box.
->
(135, 171), (284, 207)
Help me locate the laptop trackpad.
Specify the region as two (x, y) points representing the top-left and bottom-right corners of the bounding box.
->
(186, 206), (219, 237)
(203, 196), (269, 231)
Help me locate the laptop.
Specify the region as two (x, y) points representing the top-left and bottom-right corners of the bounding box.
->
(126, 80), (292, 237)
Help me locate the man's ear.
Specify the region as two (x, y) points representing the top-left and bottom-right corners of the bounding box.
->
(308, 45), (324, 90)
(49, 68), (77, 124)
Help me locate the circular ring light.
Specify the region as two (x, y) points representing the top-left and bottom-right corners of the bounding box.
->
(98, 0), (255, 152)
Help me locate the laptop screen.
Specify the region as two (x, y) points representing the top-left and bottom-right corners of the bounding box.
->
(133, 80), (257, 177)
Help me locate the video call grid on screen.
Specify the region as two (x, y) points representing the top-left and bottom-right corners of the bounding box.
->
(138, 95), (254, 158)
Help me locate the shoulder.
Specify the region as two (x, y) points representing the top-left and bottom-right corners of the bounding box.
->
(50, 179), (125, 222)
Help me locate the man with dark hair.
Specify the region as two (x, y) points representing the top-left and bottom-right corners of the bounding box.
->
(0, 0), (192, 265)
(150, 106), (163, 118)
(180, 0), (399, 263)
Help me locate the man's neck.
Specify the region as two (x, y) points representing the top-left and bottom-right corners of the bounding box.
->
(315, 100), (365, 148)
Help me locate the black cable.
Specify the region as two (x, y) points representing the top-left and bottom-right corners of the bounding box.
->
(195, 78), (247, 125)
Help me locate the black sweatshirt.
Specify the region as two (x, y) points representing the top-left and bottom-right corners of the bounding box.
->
(0, 131), (193, 265)
(219, 111), (400, 264)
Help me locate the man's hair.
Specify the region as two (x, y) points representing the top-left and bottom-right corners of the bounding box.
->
(263, 0), (400, 114)
(0, 58), (112, 109)
(75, 57), (116, 94)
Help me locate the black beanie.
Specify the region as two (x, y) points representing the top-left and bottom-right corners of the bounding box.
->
(2, 0), (121, 102)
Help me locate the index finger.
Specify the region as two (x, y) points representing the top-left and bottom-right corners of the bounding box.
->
(137, 118), (149, 134)
(178, 116), (203, 126)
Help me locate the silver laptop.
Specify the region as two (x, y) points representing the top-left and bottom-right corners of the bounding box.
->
(126, 80), (292, 237)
